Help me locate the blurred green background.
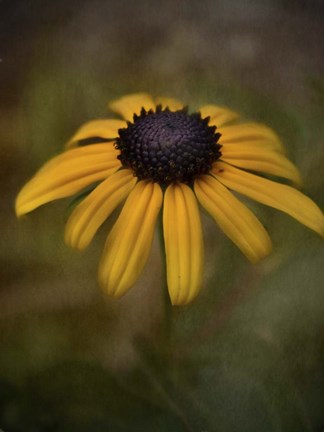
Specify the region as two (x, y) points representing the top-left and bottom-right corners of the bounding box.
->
(1, 0), (324, 430)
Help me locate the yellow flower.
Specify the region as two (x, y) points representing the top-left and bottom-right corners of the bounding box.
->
(16, 93), (324, 305)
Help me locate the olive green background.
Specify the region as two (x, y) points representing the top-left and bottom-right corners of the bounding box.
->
(1, 0), (324, 431)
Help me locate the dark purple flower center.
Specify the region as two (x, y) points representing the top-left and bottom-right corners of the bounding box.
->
(116, 106), (222, 185)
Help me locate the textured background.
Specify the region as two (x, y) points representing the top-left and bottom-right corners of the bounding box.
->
(1, 0), (324, 430)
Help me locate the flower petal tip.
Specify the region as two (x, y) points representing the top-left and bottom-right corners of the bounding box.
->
(98, 274), (126, 300)
(64, 235), (86, 252)
(319, 220), (324, 238)
(170, 291), (199, 306)
(15, 194), (28, 218)
(306, 207), (324, 237)
(248, 246), (272, 265)
(15, 203), (23, 218)
(15, 209), (25, 219)
(292, 170), (303, 188)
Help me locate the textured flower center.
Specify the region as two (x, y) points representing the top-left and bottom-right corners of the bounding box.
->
(116, 106), (222, 185)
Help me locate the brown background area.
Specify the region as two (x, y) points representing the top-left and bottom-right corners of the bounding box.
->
(1, 1), (324, 431)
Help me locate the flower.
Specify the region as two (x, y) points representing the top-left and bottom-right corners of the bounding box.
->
(16, 93), (324, 305)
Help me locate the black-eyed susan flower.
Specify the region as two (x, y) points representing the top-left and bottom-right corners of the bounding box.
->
(16, 93), (324, 305)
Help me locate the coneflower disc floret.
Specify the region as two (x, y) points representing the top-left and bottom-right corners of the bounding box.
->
(116, 106), (222, 185)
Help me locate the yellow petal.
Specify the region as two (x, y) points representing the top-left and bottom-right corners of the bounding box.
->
(163, 183), (204, 305)
(154, 96), (184, 111)
(66, 119), (126, 148)
(16, 146), (121, 216)
(108, 93), (155, 122)
(219, 123), (285, 153)
(99, 181), (162, 298)
(65, 169), (136, 250)
(199, 104), (240, 127)
(38, 143), (118, 173)
(221, 144), (302, 185)
(212, 162), (324, 236)
(194, 175), (272, 263)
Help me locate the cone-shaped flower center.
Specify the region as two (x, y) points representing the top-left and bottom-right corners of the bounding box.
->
(116, 106), (222, 185)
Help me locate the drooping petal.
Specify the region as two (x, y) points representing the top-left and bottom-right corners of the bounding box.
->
(163, 183), (204, 305)
(65, 169), (136, 250)
(155, 96), (184, 111)
(199, 104), (240, 127)
(212, 162), (324, 236)
(219, 123), (285, 153)
(221, 144), (302, 185)
(108, 93), (155, 122)
(194, 175), (272, 263)
(66, 119), (126, 148)
(16, 145), (121, 216)
(99, 181), (162, 298)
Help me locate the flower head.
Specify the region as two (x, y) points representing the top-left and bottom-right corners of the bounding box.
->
(16, 93), (324, 305)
